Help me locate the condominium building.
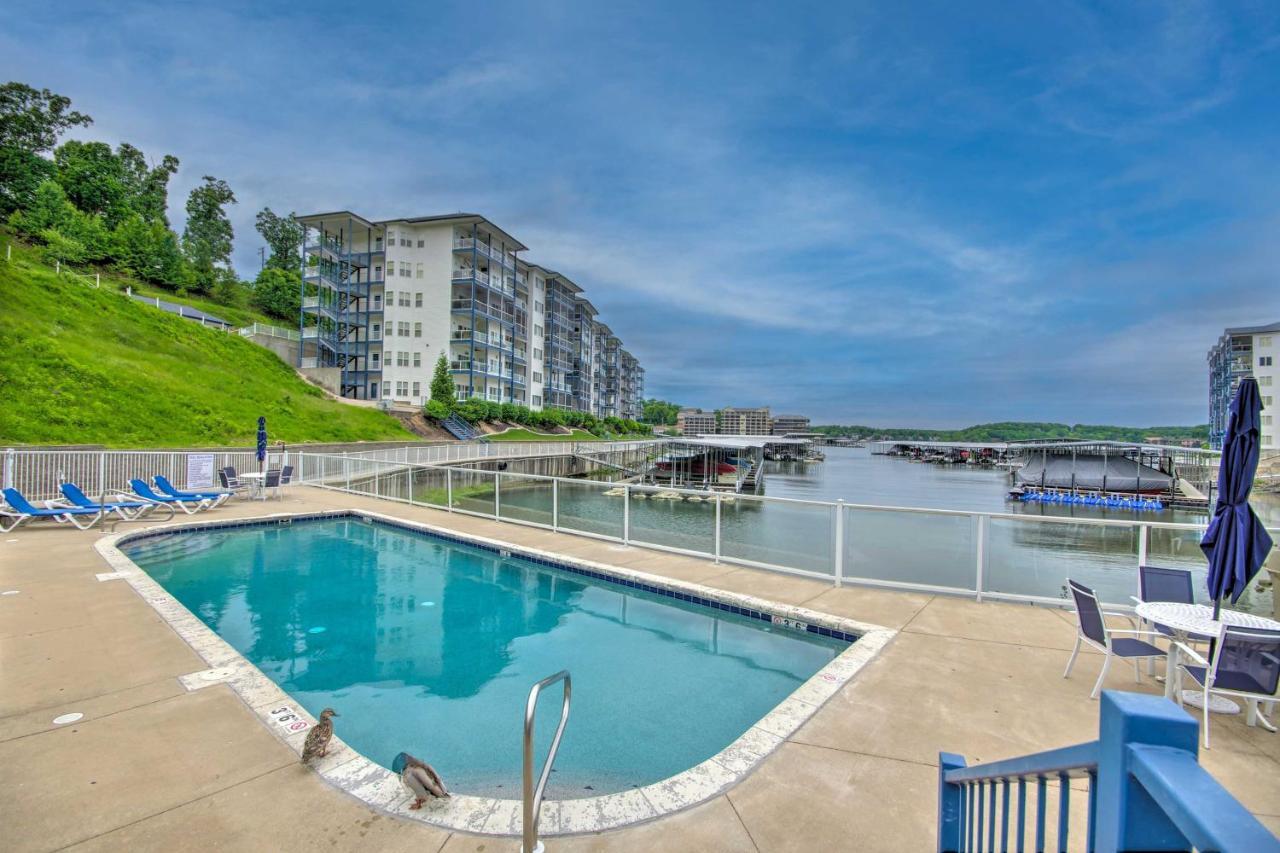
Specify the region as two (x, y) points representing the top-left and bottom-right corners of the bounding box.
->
(1208, 321), (1279, 450)
(719, 407), (773, 436)
(771, 414), (811, 435)
(676, 408), (717, 435)
(295, 211), (644, 416)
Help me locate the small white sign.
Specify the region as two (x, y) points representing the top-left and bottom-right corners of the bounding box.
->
(267, 705), (311, 734)
(186, 454), (216, 489)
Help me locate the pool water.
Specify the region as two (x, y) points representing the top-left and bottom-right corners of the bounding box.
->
(124, 517), (848, 798)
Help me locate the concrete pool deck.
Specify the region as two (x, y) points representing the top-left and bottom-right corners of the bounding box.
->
(2, 486), (1277, 852)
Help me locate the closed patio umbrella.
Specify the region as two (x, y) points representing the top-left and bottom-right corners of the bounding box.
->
(1201, 376), (1272, 613)
(254, 414), (267, 473)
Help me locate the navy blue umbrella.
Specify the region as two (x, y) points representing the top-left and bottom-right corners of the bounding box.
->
(1201, 376), (1273, 614)
(254, 417), (267, 473)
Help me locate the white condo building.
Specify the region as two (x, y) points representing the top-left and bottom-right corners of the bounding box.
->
(1207, 321), (1279, 451)
(295, 211), (644, 417)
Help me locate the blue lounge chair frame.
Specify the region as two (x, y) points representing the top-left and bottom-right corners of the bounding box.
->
(1, 487), (104, 532)
(55, 483), (170, 521)
(153, 475), (232, 508)
(127, 479), (211, 514)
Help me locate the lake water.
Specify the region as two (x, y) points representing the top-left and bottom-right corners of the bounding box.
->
(472, 447), (1277, 615)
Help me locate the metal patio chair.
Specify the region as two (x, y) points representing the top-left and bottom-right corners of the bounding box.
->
(1064, 579), (1166, 699)
(1174, 625), (1280, 748)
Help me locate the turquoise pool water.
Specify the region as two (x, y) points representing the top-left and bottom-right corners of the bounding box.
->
(123, 517), (848, 798)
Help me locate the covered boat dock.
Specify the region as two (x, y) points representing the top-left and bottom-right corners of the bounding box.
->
(645, 435), (813, 493)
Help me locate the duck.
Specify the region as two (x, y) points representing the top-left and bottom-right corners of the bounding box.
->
(301, 708), (338, 764)
(394, 752), (450, 808)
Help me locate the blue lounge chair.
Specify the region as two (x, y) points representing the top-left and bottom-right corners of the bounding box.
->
(128, 479), (210, 514)
(1, 487), (104, 531)
(153, 475), (232, 508)
(57, 483), (165, 520)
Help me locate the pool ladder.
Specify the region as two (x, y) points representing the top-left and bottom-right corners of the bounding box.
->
(523, 670), (572, 853)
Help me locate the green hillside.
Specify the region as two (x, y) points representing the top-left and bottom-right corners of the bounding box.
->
(0, 239), (414, 447)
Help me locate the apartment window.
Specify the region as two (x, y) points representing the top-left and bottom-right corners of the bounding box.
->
(532, 395), (541, 407)
(375, 265), (383, 280)
(399, 292), (410, 306)
(1261, 356), (1274, 367)
(387, 230), (395, 241)
(400, 238), (409, 247)
(534, 301), (542, 312)
(372, 323), (381, 339)
(1266, 396), (1275, 407)
(398, 321), (410, 336)
(373, 293), (382, 308)
(533, 371), (542, 382)
(417, 239), (424, 248)
(386, 290), (394, 305)
(387, 261), (395, 276)
(396, 351), (408, 367)
(1262, 336), (1274, 347)
(534, 325), (543, 337)
(396, 381), (409, 395)
(413, 352), (421, 368)
(1262, 375), (1274, 386)
(415, 292), (423, 307)
(371, 352), (380, 366)
(412, 381), (420, 396)
(416, 264), (424, 280)
(1264, 415), (1274, 426)
(383, 385), (391, 397)
(414, 322), (422, 337)
(400, 266), (411, 278)
(533, 347), (542, 359)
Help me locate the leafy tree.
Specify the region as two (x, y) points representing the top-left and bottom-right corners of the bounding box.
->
(255, 207), (304, 272)
(117, 143), (179, 225)
(10, 178), (75, 234)
(641, 398), (681, 425)
(251, 266), (302, 321)
(53, 140), (126, 224)
(38, 227), (86, 264)
(429, 352), (457, 410)
(0, 82), (92, 215)
(182, 176), (236, 294)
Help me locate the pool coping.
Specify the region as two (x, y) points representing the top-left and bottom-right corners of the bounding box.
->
(93, 508), (897, 838)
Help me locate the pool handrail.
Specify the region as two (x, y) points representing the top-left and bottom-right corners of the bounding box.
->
(523, 670), (571, 853)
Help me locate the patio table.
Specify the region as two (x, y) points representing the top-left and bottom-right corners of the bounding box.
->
(240, 471), (268, 501)
(1134, 600), (1280, 716)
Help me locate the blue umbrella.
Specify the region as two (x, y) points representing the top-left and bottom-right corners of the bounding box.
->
(1201, 376), (1273, 614)
(254, 414), (267, 473)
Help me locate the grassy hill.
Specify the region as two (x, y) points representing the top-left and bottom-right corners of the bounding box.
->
(0, 238), (414, 447)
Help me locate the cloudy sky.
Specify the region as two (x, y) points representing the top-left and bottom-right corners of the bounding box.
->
(5, 1), (1278, 426)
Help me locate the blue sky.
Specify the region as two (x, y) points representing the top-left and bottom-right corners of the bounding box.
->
(5, 1), (1278, 426)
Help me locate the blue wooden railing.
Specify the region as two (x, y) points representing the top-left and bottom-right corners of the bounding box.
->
(938, 691), (1279, 852)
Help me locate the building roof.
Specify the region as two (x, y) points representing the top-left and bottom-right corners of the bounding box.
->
(1224, 321), (1280, 336)
(681, 435), (810, 449)
(295, 211), (529, 250)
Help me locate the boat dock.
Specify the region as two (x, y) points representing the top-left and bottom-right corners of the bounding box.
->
(642, 435), (816, 494)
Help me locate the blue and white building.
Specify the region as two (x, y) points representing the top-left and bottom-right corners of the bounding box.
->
(1207, 320), (1278, 450)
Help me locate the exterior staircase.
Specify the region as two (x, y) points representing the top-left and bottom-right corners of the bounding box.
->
(441, 414), (481, 441)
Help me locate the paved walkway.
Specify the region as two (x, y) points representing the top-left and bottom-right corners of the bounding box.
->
(2, 487), (1276, 852)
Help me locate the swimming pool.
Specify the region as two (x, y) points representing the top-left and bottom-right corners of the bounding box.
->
(122, 515), (855, 800)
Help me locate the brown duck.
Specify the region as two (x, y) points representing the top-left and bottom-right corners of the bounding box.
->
(399, 753), (450, 808)
(301, 708), (338, 763)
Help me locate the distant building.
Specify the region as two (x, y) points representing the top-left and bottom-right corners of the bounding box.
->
(676, 408), (717, 435)
(719, 407), (772, 435)
(1208, 321), (1278, 450)
(771, 414), (810, 435)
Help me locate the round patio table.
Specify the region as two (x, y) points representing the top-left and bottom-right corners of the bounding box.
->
(1134, 601), (1280, 715)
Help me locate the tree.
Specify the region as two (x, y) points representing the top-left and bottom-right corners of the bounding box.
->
(53, 140), (126, 224)
(0, 82), (93, 215)
(429, 352), (457, 410)
(251, 266), (302, 321)
(10, 178), (75, 235)
(118, 143), (179, 225)
(255, 207), (304, 272)
(182, 176), (236, 294)
(641, 398), (681, 425)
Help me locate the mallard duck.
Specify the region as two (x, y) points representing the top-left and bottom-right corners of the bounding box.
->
(301, 708), (338, 763)
(395, 752), (450, 808)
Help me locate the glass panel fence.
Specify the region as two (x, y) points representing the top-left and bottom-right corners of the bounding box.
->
(496, 473), (555, 526)
(984, 516), (1139, 605)
(556, 479), (623, 539)
(449, 468), (498, 516)
(409, 465), (452, 509)
(626, 485), (716, 554)
(719, 495), (834, 576)
(1144, 525), (1211, 604)
(843, 507), (976, 591)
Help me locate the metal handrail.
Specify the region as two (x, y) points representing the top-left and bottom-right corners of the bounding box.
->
(523, 670), (571, 853)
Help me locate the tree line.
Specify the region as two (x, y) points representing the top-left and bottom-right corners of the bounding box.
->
(0, 81), (304, 322)
(810, 421), (1209, 443)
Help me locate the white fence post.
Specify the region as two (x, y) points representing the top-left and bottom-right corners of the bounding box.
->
(833, 499), (845, 587)
(623, 483), (630, 545)
(1137, 523), (1150, 569)
(552, 479), (559, 531)
(494, 472), (501, 518)
(974, 514), (988, 602)
(446, 468), (454, 511)
(714, 492), (722, 564)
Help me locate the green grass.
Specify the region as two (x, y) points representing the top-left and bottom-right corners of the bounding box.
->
(484, 427), (653, 442)
(0, 238), (415, 448)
